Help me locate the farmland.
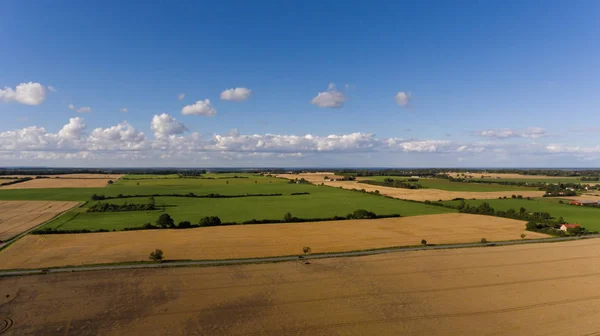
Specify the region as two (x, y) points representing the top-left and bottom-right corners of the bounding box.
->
(445, 172), (582, 183)
(443, 197), (600, 231)
(360, 176), (537, 192)
(0, 213), (545, 270)
(0, 178), (114, 189)
(0, 201), (79, 242)
(3, 238), (600, 335)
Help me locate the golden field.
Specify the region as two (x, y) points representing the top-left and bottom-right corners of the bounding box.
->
(276, 173), (545, 201)
(0, 213), (546, 269)
(0, 201), (79, 241)
(2, 238), (600, 335)
(445, 172), (573, 179)
(0, 178), (114, 189)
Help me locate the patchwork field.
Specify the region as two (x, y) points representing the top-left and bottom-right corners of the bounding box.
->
(0, 178), (114, 190)
(446, 172), (582, 183)
(0, 201), (79, 241)
(443, 197), (600, 231)
(3, 238), (600, 335)
(360, 176), (537, 192)
(0, 213), (546, 269)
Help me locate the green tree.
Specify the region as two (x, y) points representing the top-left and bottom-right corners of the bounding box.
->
(283, 212), (294, 222)
(156, 213), (174, 228)
(199, 216), (221, 227)
(302, 246), (312, 255)
(178, 221), (192, 228)
(107, 180), (114, 185)
(149, 249), (164, 262)
(519, 207), (526, 215)
(481, 237), (488, 244)
(520, 233), (526, 239)
(421, 239), (427, 246)
(148, 196), (156, 208)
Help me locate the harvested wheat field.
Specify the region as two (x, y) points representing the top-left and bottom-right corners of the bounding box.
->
(0, 178), (113, 189)
(6, 174), (124, 179)
(0, 213), (547, 269)
(562, 194), (600, 202)
(0, 201), (78, 241)
(276, 173), (545, 201)
(446, 172), (574, 180)
(3, 239), (600, 335)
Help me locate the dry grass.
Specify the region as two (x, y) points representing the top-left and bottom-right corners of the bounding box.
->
(0, 201), (79, 241)
(276, 173), (545, 201)
(561, 194), (600, 202)
(0, 213), (546, 269)
(0, 178), (114, 189)
(3, 238), (600, 335)
(5, 174), (124, 179)
(446, 172), (572, 179)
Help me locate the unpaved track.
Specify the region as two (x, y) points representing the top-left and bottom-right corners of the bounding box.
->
(2, 237), (600, 335)
(0, 213), (547, 270)
(0, 201), (79, 241)
(277, 173), (545, 201)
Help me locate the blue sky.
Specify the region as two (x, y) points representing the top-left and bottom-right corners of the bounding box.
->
(1, 0), (599, 167)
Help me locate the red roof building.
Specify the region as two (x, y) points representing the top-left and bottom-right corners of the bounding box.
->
(560, 224), (580, 231)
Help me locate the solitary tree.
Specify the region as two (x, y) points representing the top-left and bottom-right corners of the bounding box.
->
(149, 249), (164, 262)
(421, 239), (427, 246)
(481, 237), (488, 244)
(284, 212), (294, 222)
(107, 180), (114, 185)
(520, 233), (526, 239)
(148, 196), (156, 208)
(156, 213), (174, 228)
(302, 246), (312, 256)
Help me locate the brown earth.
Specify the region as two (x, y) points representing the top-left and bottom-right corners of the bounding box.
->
(2, 238), (600, 335)
(0, 178), (114, 189)
(0, 201), (79, 241)
(0, 213), (546, 270)
(4, 174), (124, 179)
(276, 173), (545, 201)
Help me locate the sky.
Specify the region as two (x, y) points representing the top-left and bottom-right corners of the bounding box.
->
(1, 0), (599, 167)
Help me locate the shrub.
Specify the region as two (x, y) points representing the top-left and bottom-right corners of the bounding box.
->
(283, 212), (294, 222)
(302, 246), (312, 255)
(349, 209), (377, 219)
(520, 233), (526, 239)
(199, 216), (222, 227)
(178, 221), (192, 228)
(156, 213), (174, 228)
(481, 237), (488, 244)
(149, 249), (164, 262)
(421, 239), (427, 246)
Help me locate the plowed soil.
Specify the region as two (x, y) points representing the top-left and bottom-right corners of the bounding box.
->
(0, 201), (79, 241)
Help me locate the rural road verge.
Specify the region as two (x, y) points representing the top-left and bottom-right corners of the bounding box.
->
(1, 234), (599, 278)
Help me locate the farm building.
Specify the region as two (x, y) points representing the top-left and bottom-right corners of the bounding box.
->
(560, 224), (580, 232)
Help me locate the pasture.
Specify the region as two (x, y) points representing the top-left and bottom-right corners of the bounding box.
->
(3, 238), (600, 335)
(0, 201), (79, 241)
(442, 197), (600, 231)
(0, 213), (544, 269)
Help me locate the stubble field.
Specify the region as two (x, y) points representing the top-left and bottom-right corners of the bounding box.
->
(0, 201), (79, 241)
(2, 238), (600, 335)
(0, 213), (546, 270)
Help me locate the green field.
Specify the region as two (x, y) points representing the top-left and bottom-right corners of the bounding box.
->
(442, 198), (600, 231)
(4, 173), (453, 231)
(475, 177), (581, 184)
(361, 176), (537, 192)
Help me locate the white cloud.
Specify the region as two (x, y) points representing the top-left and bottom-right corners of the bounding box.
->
(68, 104), (92, 113)
(58, 117), (87, 139)
(88, 122), (146, 150)
(311, 83), (346, 108)
(48, 86), (57, 93)
(220, 87), (252, 101)
(0, 82), (47, 105)
(394, 92), (412, 107)
(397, 140), (451, 153)
(477, 128), (547, 139)
(181, 99), (216, 116)
(120, 108), (128, 113)
(151, 113), (188, 137)
(178, 93), (185, 101)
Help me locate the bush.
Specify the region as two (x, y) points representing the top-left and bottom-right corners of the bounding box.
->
(481, 237), (488, 244)
(156, 213), (174, 228)
(149, 249), (164, 262)
(199, 216), (222, 227)
(283, 212), (294, 222)
(349, 209), (377, 219)
(178, 221), (192, 228)
(421, 239), (427, 246)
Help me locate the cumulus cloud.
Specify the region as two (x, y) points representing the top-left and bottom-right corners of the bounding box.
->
(178, 93), (185, 101)
(220, 87), (252, 101)
(68, 104), (92, 113)
(476, 127), (547, 139)
(181, 99), (216, 116)
(0, 82), (47, 105)
(151, 113), (188, 137)
(394, 92), (412, 107)
(58, 117), (87, 139)
(311, 83), (346, 108)
(120, 107), (128, 113)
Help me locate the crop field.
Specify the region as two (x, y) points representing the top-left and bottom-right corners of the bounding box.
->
(0, 213), (545, 269)
(446, 172), (581, 183)
(3, 238), (600, 335)
(442, 197), (600, 231)
(0, 201), (79, 241)
(360, 176), (537, 192)
(0, 178), (114, 190)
